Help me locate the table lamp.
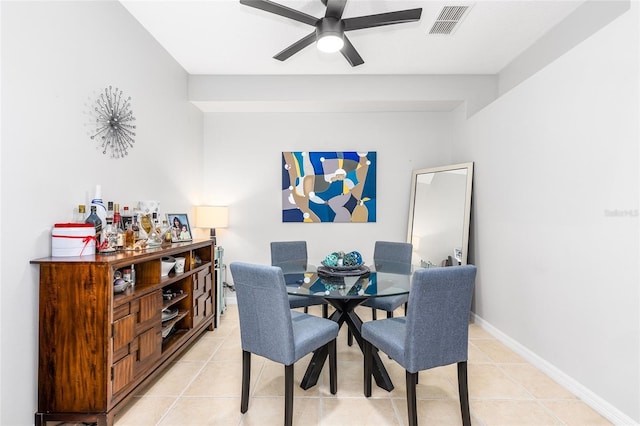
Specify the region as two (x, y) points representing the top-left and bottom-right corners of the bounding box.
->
(195, 206), (228, 245)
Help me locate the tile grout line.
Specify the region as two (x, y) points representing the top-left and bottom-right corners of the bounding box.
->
(152, 324), (236, 426)
(493, 362), (570, 426)
(470, 337), (574, 426)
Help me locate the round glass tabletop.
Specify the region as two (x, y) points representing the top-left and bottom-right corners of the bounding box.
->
(284, 263), (412, 299)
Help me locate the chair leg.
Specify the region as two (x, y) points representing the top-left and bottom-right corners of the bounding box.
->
(406, 371), (418, 426)
(304, 306), (308, 313)
(363, 340), (372, 397)
(458, 361), (471, 426)
(328, 339), (337, 395)
(285, 364), (294, 426)
(241, 351), (251, 413)
(347, 329), (353, 346)
(404, 302), (408, 315)
(381, 311), (395, 359)
(322, 303), (328, 318)
(371, 307), (377, 320)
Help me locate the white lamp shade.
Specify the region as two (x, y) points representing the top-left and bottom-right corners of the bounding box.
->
(195, 206), (228, 229)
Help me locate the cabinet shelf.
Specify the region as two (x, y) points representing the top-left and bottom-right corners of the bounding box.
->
(162, 309), (188, 327)
(112, 262), (212, 309)
(162, 328), (189, 351)
(163, 292), (189, 310)
(31, 239), (216, 426)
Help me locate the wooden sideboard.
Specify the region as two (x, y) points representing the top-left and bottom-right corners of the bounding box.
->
(31, 239), (216, 426)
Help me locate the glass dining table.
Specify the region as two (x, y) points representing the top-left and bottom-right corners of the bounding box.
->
(282, 261), (412, 392)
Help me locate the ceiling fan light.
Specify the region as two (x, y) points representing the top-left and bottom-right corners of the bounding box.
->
(317, 34), (344, 53)
(316, 18), (345, 53)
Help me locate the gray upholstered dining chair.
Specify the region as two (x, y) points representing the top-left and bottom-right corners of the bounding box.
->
(271, 241), (329, 318)
(347, 241), (413, 346)
(230, 262), (339, 426)
(362, 265), (477, 426)
(362, 241), (413, 318)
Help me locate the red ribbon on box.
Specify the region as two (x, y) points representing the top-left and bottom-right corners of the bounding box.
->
(51, 234), (97, 256)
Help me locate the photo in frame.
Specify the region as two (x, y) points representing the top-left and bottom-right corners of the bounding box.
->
(166, 213), (193, 242)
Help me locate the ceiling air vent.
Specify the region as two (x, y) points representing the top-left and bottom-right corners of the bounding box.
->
(429, 5), (470, 35)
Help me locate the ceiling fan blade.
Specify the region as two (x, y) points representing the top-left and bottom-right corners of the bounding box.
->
(324, 0), (347, 19)
(343, 8), (422, 31)
(340, 35), (364, 67)
(273, 31), (316, 61)
(240, 0), (318, 26)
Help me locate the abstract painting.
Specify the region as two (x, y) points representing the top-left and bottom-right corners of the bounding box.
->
(281, 151), (377, 223)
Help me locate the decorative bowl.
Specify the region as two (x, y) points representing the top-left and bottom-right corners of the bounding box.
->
(162, 307), (179, 322)
(320, 261), (365, 271)
(113, 278), (129, 293)
(162, 323), (175, 339)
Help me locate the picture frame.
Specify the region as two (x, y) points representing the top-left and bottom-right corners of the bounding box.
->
(166, 213), (193, 242)
(281, 151), (377, 223)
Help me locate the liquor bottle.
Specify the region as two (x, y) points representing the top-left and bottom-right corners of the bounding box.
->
(113, 203), (125, 249)
(147, 212), (162, 246)
(162, 220), (172, 244)
(75, 204), (87, 223)
(122, 206), (131, 226)
(85, 205), (103, 252)
(90, 185), (107, 228)
(103, 216), (116, 251)
(124, 220), (135, 250)
(106, 201), (114, 224)
(152, 213), (160, 231)
(132, 214), (140, 240)
(130, 264), (136, 288)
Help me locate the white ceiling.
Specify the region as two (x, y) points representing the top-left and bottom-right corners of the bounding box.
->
(120, 0), (585, 76)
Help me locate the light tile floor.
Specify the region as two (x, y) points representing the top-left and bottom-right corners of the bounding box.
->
(114, 304), (611, 426)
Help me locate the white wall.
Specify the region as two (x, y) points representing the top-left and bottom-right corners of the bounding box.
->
(202, 111), (458, 270)
(0, 2), (203, 424)
(456, 5), (639, 423)
(498, 0), (630, 95)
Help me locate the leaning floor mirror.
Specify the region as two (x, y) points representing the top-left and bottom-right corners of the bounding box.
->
(407, 162), (474, 268)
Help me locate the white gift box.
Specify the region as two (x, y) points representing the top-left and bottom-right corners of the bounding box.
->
(51, 223), (96, 257)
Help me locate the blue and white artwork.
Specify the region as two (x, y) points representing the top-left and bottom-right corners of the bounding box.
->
(281, 151), (377, 223)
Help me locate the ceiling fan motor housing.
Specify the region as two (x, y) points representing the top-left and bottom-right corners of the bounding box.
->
(317, 17), (345, 35)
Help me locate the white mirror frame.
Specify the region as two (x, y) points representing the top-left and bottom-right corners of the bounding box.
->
(406, 162), (474, 267)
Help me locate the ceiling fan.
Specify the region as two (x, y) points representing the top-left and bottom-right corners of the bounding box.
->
(239, 0), (422, 67)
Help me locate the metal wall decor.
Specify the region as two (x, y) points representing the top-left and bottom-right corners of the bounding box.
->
(90, 86), (136, 158)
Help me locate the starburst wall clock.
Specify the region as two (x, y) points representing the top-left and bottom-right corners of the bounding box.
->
(89, 86), (136, 158)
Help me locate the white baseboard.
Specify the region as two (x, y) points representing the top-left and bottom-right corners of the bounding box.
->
(472, 313), (638, 426)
